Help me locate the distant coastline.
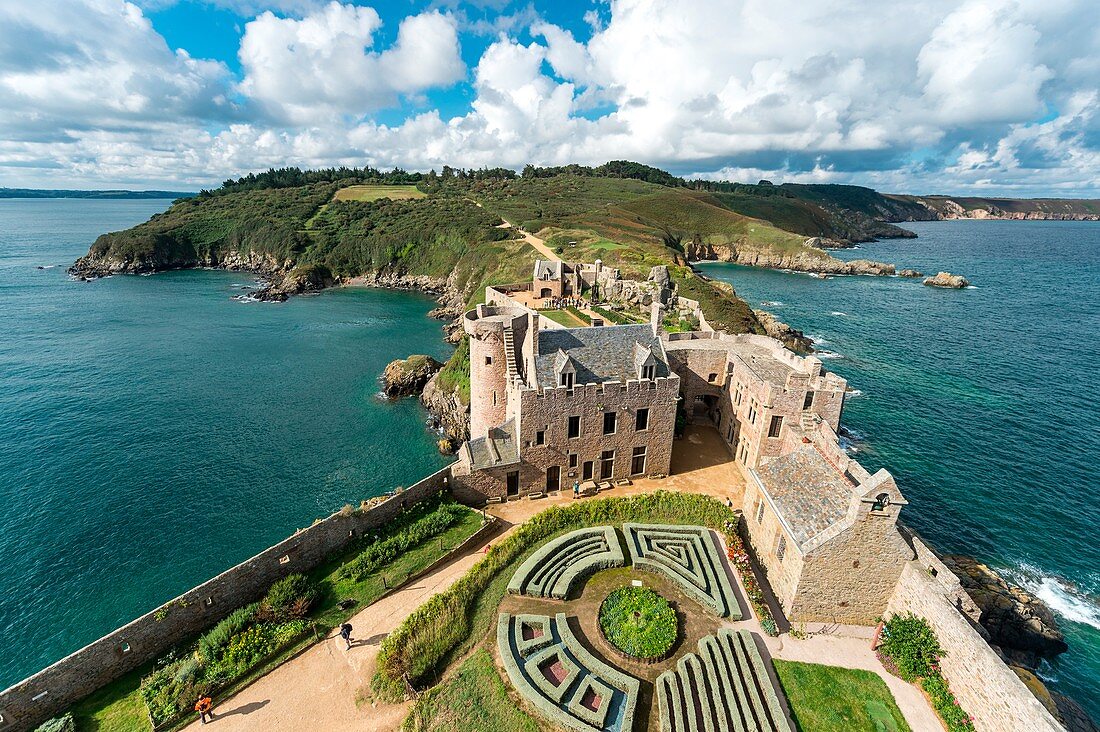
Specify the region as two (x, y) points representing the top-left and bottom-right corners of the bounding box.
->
(0, 188), (194, 200)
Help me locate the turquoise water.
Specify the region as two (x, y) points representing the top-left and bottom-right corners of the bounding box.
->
(699, 220), (1099, 715)
(0, 199), (450, 689)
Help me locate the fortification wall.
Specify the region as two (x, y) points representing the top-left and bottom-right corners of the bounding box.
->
(0, 467), (453, 732)
(886, 556), (1064, 732)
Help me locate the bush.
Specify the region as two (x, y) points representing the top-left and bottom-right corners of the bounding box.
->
(262, 574), (319, 621)
(33, 714), (74, 732)
(878, 613), (942, 682)
(599, 586), (677, 659)
(198, 603), (258, 663)
(341, 503), (464, 581)
(373, 491), (736, 701)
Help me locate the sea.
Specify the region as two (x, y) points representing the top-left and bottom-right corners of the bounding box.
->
(698, 219), (1099, 716)
(0, 199), (450, 690)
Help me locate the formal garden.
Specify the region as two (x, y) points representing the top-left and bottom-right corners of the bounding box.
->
(387, 493), (921, 732)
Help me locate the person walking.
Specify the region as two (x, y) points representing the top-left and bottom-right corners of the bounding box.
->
(195, 695), (214, 724)
(573, 480), (580, 499)
(339, 623), (353, 650)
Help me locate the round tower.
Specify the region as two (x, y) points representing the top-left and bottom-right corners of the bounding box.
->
(463, 305), (524, 438)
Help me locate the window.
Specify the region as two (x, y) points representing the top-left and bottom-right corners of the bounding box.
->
(568, 415), (581, 438)
(603, 411), (617, 435)
(747, 399), (758, 424)
(642, 364), (656, 380)
(535, 430), (545, 446)
(485, 356), (493, 366)
(776, 535), (787, 561)
(755, 499), (765, 523)
(493, 390), (498, 406)
(600, 450), (615, 479)
(734, 382), (744, 405)
(803, 391), (815, 410)
(708, 372), (718, 383)
(582, 460), (594, 480)
(568, 453), (578, 468)
(635, 408), (649, 431)
(726, 422), (735, 443)
(560, 372), (574, 389)
(768, 415), (783, 438)
(630, 446), (647, 475)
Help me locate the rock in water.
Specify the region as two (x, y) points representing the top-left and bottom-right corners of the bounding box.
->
(923, 271), (970, 288)
(752, 309), (813, 353)
(941, 555), (1068, 667)
(897, 268), (923, 278)
(381, 355), (443, 398)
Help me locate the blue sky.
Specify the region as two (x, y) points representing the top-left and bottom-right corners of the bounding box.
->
(1, 0), (1098, 195)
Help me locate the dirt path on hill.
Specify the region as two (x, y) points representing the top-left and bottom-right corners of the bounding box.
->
(498, 217), (559, 261)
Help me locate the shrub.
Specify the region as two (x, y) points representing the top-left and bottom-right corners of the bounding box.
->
(262, 574), (319, 621)
(341, 503), (464, 581)
(599, 586), (677, 659)
(33, 714), (74, 732)
(878, 613), (942, 681)
(198, 603), (259, 663)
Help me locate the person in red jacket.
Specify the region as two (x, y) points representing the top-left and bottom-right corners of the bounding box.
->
(195, 695), (214, 724)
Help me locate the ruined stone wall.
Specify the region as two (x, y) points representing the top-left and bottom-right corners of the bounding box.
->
(887, 559), (1065, 732)
(792, 519), (909, 624)
(0, 467), (453, 732)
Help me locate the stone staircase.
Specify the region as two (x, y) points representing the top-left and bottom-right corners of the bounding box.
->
(502, 324), (519, 383)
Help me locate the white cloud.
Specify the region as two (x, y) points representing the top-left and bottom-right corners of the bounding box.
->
(238, 2), (464, 124)
(1, 0), (1098, 196)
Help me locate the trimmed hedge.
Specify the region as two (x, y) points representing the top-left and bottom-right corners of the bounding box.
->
(507, 526), (624, 599)
(623, 523), (740, 619)
(657, 629), (792, 732)
(374, 491), (737, 700)
(598, 586), (677, 660)
(497, 612), (640, 732)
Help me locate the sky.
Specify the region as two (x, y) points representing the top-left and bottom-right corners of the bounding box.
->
(0, 0), (1098, 195)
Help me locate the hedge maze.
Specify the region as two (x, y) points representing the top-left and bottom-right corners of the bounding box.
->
(498, 612), (640, 732)
(508, 526), (625, 600)
(656, 628), (792, 732)
(623, 524), (740, 619)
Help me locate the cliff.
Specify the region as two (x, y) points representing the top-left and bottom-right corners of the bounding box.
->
(381, 355), (443, 398)
(684, 238), (896, 275)
(886, 194), (1100, 222)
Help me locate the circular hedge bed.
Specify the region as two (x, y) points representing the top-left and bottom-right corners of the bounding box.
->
(598, 586), (677, 661)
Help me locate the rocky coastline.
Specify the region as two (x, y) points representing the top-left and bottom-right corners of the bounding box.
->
(684, 239), (898, 276)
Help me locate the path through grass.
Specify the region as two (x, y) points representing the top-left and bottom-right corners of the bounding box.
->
(334, 185), (425, 202)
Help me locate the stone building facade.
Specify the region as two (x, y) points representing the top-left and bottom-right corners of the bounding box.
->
(452, 303), (679, 501)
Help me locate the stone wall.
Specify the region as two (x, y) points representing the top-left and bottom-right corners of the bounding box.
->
(0, 466), (454, 732)
(886, 541), (1065, 732)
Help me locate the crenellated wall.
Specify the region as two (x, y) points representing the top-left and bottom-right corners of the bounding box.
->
(0, 467), (454, 732)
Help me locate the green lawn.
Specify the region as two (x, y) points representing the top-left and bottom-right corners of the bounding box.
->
(774, 660), (912, 732)
(333, 184), (426, 201)
(402, 649), (542, 732)
(71, 505), (486, 732)
(537, 308), (587, 327)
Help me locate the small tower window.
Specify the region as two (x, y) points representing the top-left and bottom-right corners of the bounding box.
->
(776, 535), (787, 561)
(803, 391), (815, 410)
(485, 356), (493, 366)
(642, 364), (656, 380)
(708, 372), (718, 383)
(561, 372), (574, 388)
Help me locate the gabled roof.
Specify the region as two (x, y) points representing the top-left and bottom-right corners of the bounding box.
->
(534, 259), (563, 281)
(751, 445), (853, 550)
(534, 324), (670, 388)
(467, 420), (520, 470)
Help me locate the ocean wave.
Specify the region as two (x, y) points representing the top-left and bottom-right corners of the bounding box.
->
(814, 350), (843, 359)
(844, 388), (864, 398)
(760, 300), (784, 307)
(830, 311), (848, 317)
(1007, 565), (1100, 630)
(807, 335), (828, 345)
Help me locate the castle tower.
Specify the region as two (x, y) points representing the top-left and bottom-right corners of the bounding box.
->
(462, 304), (526, 438)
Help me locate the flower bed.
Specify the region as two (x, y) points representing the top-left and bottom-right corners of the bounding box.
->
(877, 613), (976, 732)
(597, 586), (678, 662)
(723, 520), (778, 636)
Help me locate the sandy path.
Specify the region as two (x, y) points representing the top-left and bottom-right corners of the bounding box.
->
(498, 218), (559, 261)
(182, 540), (499, 732)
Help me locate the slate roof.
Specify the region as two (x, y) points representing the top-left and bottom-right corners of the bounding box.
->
(534, 259), (564, 281)
(753, 445), (854, 548)
(467, 419), (520, 470)
(534, 324), (669, 388)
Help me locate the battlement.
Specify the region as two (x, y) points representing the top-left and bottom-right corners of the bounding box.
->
(524, 375), (679, 402)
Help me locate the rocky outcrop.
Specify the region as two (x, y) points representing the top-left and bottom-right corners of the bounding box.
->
(421, 372), (469, 449)
(1052, 692), (1100, 732)
(69, 247), (286, 280)
(752, 309), (813, 353)
(897, 268), (923, 278)
(251, 264), (337, 301)
(684, 240), (895, 276)
(381, 355), (443, 398)
(941, 555), (1068, 668)
(923, 271), (970, 288)
(805, 236), (856, 249)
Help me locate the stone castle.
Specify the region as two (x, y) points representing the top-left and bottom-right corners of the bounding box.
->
(452, 259), (911, 625)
